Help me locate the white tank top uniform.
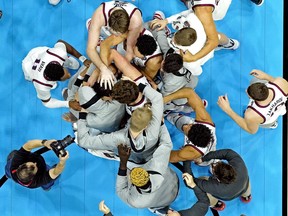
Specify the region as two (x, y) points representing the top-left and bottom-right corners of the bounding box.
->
(100, 1), (141, 38)
(22, 42), (68, 100)
(187, 0), (231, 21)
(166, 11), (214, 76)
(247, 82), (288, 128)
(167, 112), (217, 166)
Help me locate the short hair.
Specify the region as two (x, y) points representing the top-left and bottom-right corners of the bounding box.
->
(16, 163), (36, 183)
(213, 162), (237, 184)
(44, 62), (64, 81)
(174, 27), (197, 46)
(130, 167), (150, 187)
(111, 80), (139, 104)
(247, 83), (269, 101)
(130, 106), (152, 132)
(92, 82), (112, 98)
(187, 124), (213, 148)
(136, 35), (157, 56)
(108, 10), (130, 34)
(163, 53), (183, 73)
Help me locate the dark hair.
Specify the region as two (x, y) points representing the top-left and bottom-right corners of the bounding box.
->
(213, 162), (237, 184)
(174, 27), (197, 46)
(108, 10), (130, 34)
(44, 62), (64, 81)
(163, 53), (183, 73)
(247, 83), (269, 101)
(111, 80), (139, 104)
(136, 35), (157, 56)
(187, 124), (213, 148)
(92, 82), (112, 98)
(16, 163), (36, 183)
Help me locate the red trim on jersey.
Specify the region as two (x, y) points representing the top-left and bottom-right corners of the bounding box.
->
(195, 120), (215, 127)
(32, 79), (53, 88)
(255, 88), (275, 108)
(144, 53), (163, 66)
(247, 106), (266, 124)
(185, 144), (204, 156)
(269, 81), (288, 96)
(102, 3), (108, 26)
(134, 75), (144, 82)
(129, 95), (145, 107)
(129, 8), (139, 19)
(46, 50), (65, 62)
(140, 28), (146, 36)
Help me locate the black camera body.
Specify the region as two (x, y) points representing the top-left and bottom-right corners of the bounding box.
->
(50, 135), (75, 157)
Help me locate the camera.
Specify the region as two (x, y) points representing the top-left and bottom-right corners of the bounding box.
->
(50, 135), (75, 157)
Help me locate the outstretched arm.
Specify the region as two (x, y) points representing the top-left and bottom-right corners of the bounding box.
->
(217, 95), (260, 134)
(100, 34), (127, 66)
(125, 10), (143, 61)
(57, 40), (91, 67)
(163, 87), (212, 123)
(23, 140), (55, 152)
(169, 146), (202, 163)
(109, 49), (142, 80)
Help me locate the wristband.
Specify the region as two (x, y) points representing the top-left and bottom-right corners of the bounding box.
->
(79, 55), (87, 63)
(79, 112), (87, 120)
(41, 139), (47, 145)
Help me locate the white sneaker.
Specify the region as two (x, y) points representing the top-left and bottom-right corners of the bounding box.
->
(51, 82), (58, 90)
(270, 121), (278, 129)
(64, 56), (80, 70)
(86, 18), (91, 31)
(62, 87), (68, 100)
(48, 0), (61, 6)
(148, 208), (167, 216)
(153, 11), (171, 36)
(216, 38), (240, 51)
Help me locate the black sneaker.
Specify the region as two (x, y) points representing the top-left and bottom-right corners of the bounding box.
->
(251, 0), (264, 6)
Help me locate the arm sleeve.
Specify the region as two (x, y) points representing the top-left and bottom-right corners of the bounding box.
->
(116, 174), (130, 204)
(178, 186), (209, 216)
(77, 119), (117, 150)
(143, 86), (164, 140)
(144, 125), (172, 191)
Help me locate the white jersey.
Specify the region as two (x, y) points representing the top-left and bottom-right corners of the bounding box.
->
(188, 0), (232, 20)
(126, 75), (150, 115)
(166, 113), (216, 165)
(22, 42), (68, 100)
(247, 82), (288, 126)
(167, 11), (214, 76)
(100, 1), (141, 37)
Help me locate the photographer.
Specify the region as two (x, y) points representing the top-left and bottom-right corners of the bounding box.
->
(5, 139), (69, 190)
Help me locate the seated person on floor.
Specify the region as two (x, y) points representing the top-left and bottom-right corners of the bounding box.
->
(163, 87), (216, 166)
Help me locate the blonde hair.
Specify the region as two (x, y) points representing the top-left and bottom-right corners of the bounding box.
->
(130, 106), (152, 132)
(130, 167), (149, 187)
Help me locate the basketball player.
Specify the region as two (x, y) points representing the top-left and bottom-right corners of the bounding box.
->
(218, 69), (288, 134)
(22, 40), (90, 109)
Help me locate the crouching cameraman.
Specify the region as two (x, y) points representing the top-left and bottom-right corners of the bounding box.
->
(5, 139), (69, 190)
